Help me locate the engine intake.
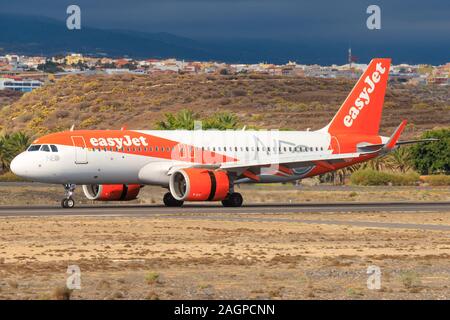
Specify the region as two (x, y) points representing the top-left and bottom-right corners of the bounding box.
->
(82, 184), (141, 201)
(169, 168), (230, 201)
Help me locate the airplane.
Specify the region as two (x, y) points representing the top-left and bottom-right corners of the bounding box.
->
(10, 58), (436, 208)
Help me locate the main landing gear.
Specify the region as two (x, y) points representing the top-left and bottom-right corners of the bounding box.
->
(61, 184), (76, 208)
(163, 192), (184, 207)
(221, 192), (243, 207)
(162, 191), (243, 207)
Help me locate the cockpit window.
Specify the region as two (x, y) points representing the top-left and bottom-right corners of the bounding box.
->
(50, 145), (58, 152)
(40, 145), (50, 152)
(28, 145), (41, 151)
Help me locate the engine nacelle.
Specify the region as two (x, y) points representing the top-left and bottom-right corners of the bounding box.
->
(82, 184), (141, 201)
(169, 168), (230, 201)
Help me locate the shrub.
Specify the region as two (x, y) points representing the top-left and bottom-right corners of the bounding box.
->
(409, 128), (449, 174)
(145, 272), (160, 285)
(232, 89), (247, 97)
(399, 271), (421, 289)
(17, 113), (33, 123)
(420, 175), (450, 186)
(412, 102), (429, 110)
(0, 172), (25, 182)
(54, 110), (70, 119)
(350, 169), (419, 186)
(52, 286), (73, 300)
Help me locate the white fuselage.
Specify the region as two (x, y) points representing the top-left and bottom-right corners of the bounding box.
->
(11, 129), (348, 186)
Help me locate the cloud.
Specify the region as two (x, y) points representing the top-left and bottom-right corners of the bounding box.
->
(1, 0), (448, 42)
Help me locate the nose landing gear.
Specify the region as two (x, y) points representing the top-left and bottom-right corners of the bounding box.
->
(61, 184), (76, 208)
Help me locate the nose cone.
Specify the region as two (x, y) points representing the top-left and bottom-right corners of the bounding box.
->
(10, 152), (28, 178)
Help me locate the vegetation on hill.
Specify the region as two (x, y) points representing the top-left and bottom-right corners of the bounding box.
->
(0, 73), (448, 138)
(0, 90), (23, 110)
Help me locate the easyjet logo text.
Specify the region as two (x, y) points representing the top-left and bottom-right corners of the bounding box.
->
(90, 135), (148, 149)
(343, 62), (386, 127)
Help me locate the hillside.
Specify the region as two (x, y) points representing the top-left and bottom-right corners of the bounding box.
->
(1, 14), (449, 64)
(0, 90), (23, 108)
(0, 74), (448, 139)
(0, 14), (214, 61)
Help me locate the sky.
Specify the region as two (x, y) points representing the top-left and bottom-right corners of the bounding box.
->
(1, 0), (449, 63)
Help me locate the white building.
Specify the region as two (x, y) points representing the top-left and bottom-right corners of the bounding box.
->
(0, 78), (43, 92)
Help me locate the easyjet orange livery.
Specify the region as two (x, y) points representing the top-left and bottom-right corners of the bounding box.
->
(10, 59), (436, 208)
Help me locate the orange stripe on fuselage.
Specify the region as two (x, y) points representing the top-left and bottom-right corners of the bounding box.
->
(34, 130), (239, 164)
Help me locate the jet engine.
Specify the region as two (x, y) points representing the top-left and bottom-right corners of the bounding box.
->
(82, 184), (141, 201)
(169, 168), (230, 201)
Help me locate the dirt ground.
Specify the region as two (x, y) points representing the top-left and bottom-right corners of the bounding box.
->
(0, 184), (449, 300)
(0, 209), (449, 300)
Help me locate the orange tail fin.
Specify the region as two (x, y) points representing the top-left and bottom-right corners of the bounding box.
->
(325, 58), (391, 136)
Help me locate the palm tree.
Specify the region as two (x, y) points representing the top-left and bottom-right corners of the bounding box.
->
(156, 109), (196, 130)
(156, 109), (239, 130)
(205, 112), (238, 130)
(0, 132), (31, 171)
(385, 147), (413, 173)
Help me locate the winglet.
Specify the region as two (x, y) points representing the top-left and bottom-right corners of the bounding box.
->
(384, 120), (407, 150)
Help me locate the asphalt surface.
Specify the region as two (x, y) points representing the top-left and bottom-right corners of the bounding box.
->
(0, 201), (449, 215)
(0, 202), (449, 231)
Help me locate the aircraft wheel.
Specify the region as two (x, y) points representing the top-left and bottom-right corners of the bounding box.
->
(163, 192), (184, 207)
(61, 197), (75, 208)
(222, 193), (243, 207)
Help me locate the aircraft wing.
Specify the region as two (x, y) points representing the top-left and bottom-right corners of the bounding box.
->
(165, 152), (370, 178)
(218, 151), (377, 180)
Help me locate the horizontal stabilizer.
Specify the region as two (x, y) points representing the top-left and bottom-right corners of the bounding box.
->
(384, 120), (407, 150)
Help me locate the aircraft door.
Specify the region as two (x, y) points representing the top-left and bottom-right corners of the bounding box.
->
(71, 136), (88, 164)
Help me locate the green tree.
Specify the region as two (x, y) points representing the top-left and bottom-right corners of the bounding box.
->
(156, 109), (239, 130)
(37, 61), (63, 73)
(0, 132), (31, 171)
(385, 147), (413, 173)
(360, 156), (387, 171)
(409, 128), (449, 174)
(156, 109), (197, 130)
(205, 112), (238, 130)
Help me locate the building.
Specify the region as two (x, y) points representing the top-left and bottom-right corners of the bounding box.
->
(66, 53), (86, 65)
(0, 78), (43, 92)
(427, 75), (449, 85)
(22, 56), (46, 70)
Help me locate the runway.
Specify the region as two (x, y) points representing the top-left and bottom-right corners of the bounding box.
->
(0, 201), (449, 217)
(0, 201), (449, 234)
(0, 202), (450, 230)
